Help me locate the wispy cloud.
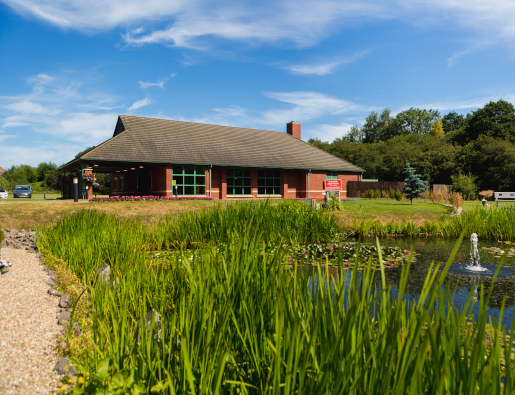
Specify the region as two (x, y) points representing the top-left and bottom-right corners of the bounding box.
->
(283, 51), (370, 75)
(4, 0), (515, 51)
(205, 91), (369, 131)
(128, 97), (151, 112)
(0, 72), (122, 165)
(138, 73), (176, 89)
(412, 94), (515, 112)
(311, 122), (355, 142)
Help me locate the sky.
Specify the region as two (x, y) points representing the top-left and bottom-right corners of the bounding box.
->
(1, 0), (515, 168)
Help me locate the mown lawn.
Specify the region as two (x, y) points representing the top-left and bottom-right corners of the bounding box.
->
(0, 199), (220, 230)
(335, 199), (452, 226)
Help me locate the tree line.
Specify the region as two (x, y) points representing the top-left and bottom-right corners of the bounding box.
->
(0, 162), (60, 191)
(309, 100), (515, 197)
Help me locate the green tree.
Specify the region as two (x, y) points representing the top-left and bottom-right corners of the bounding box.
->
(431, 119), (444, 138)
(342, 125), (365, 144)
(75, 146), (97, 159)
(402, 163), (428, 204)
(393, 108), (441, 137)
(362, 109), (394, 143)
(37, 162), (57, 182)
(463, 100), (515, 144)
(450, 173), (478, 200)
(442, 111), (468, 132)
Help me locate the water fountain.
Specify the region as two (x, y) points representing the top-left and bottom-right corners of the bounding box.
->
(465, 233), (487, 272)
(446, 233), (515, 278)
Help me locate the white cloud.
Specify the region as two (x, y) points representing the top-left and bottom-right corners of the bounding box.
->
(205, 91), (368, 131)
(128, 98), (151, 112)
(0, 72), (122, 165)
(413, 94), (515, 112)
(138, 73), (176, 89)
(4, 0), (515, 51)
(310, 122), (355, 142)
(283, 51), (370, 75)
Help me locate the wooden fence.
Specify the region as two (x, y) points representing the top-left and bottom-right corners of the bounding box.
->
(347, 181), (452, 198)
(347, 181), (405, 197)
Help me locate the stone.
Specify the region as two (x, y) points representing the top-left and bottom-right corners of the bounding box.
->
(1, 267), (10, 274)
(59, 294), (72, 308)
(137, 310), (162, 343)
(53, 357), (76, 377)
(57, 311), (71, 325)
(46, 279), (56, 287)
(96, 264), (110, 284)
(48, 288), (63, 297)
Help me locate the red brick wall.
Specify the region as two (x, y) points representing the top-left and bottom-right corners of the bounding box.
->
(306, 171), (361, 199)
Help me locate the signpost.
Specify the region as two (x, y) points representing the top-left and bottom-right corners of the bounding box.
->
(324, 179), (342, 202)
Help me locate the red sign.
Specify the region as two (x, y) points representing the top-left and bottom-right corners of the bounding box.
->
(324, 179), (342, 191)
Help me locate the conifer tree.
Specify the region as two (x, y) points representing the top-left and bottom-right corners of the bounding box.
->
(402, 163), (428, 205)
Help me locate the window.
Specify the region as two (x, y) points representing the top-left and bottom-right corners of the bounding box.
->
(173, 166), (206, 195)
(227, 169), (252, 195)
(257, 169), (281, 195)
(120, 176), (124, 191)
(114, 178), (118, 191)
(326, 171), (339, 180)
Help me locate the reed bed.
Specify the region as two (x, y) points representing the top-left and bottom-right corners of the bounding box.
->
(351, 207), (515, 240)
(38, 202), (515, 393)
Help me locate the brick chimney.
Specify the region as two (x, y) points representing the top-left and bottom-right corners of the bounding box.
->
(287, 121), (301, 139)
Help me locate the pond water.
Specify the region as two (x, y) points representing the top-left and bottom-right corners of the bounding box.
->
(376, 237), (515, 329)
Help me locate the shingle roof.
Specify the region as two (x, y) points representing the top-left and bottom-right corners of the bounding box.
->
(79, 115), (364, 172)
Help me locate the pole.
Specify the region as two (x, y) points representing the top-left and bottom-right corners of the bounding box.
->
(73, 177), (78, 202)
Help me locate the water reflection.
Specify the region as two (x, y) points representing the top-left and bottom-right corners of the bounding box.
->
(307, 237), (515, 329)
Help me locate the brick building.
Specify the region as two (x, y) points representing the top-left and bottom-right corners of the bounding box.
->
(59, 115), (364, 200)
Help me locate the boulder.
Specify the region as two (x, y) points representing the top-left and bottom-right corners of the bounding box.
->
(58, 311), (71, 326)
(53, 357), (76, 377)
(48, 288), (63, 297)
(46, 279), (56, 287)
(59, 294), (72, 308)
(96, 264), (110, 284)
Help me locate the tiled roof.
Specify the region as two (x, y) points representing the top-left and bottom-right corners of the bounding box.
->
(79, 115), (364, 172)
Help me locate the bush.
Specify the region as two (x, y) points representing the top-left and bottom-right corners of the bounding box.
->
(374, 189), (382, 199)
(452, 192), (464, 211)
(0, 229), (4, 245)
(364, 189), (375, 199)
(451, 173), (478, 200)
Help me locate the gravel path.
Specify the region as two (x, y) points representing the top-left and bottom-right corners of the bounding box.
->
(0, 248), (61, 394)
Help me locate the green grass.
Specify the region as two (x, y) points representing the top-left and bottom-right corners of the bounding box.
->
(0, 192), (62, 201)
(38, 201), (515, 394)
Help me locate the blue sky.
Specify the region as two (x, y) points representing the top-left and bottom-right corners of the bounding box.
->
(1, 0), (515, 167)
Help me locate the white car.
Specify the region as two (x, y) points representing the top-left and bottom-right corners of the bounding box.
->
(0, 189), (7, 199)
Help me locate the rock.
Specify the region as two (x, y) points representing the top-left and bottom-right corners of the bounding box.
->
(137, 310), (162, 343)
(1, 267), (10, 274)
(59, 294), (72, 308)
(47, 279), (56, 287)
(72, 322), (82, 335)
(58, 311), (71, 325)
(53, 357), (76, 377)
(48, 273), (56, 280)
(48, 288), (63, 297)
(96, 264), (110, 284)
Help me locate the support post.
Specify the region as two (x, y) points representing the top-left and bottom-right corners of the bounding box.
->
(73, 177), (78, 202)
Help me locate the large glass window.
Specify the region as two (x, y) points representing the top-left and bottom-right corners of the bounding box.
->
(257, 169), (281, 195)
(173, 166), (206, 195)
(326, 171), (339, 180)
(114, 178), (118, 191)
(227, 169), (252, 195)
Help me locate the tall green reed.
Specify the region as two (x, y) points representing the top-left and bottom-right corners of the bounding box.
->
(351, 207), (515, 240)
(38, 204), (515, 393)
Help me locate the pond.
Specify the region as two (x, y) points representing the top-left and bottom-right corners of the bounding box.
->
(376, 237), (515, 329)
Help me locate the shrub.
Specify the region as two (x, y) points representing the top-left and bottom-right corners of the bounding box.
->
(451, 173), (478, 200)
(451, 192), (463, 211)
(479, 190), (494, 200)
(381, 190), (390, 199)
(0, 229), (3, 245)
(364, 189), (375, 199)
(374, 189), (382, 199)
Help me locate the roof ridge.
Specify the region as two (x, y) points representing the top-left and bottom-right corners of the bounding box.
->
(81, 116), (131, 159)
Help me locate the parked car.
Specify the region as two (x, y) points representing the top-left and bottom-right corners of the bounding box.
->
(13, 185), (32, 198)
(0, 189), (7, 199)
